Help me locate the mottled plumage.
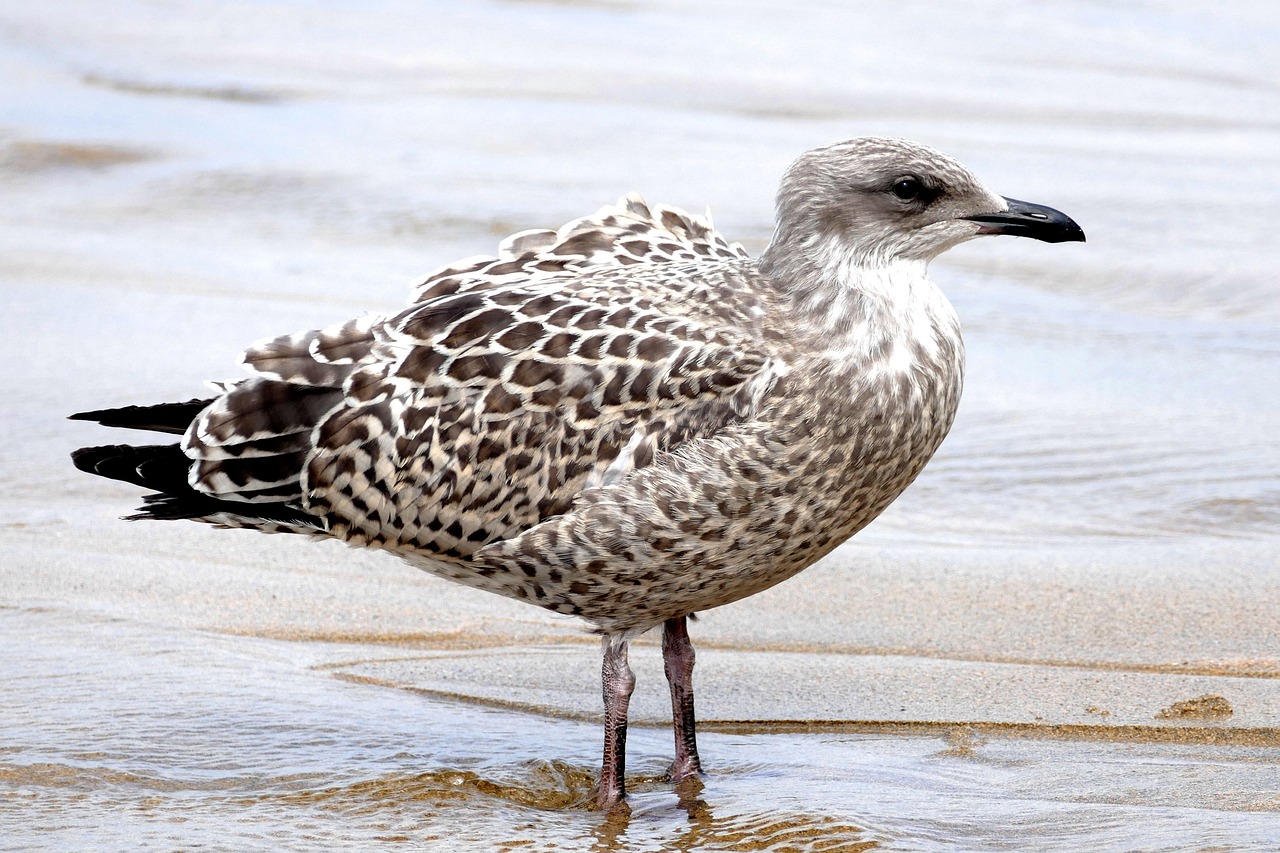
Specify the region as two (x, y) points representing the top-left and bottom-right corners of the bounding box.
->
(71, 137), (1084, 808)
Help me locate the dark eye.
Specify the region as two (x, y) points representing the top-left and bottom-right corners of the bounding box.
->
(891, 177), (924, 201)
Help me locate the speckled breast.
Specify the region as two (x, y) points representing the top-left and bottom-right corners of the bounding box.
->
(446, 335), (965, 636)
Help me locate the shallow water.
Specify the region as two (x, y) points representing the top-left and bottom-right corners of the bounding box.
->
(3, 0), (1277, 548)
(4, 607), (1278, 852)
(3, 0), (1280, 850)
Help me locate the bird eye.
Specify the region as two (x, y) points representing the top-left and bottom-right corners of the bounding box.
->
(891, 177), (924, 201)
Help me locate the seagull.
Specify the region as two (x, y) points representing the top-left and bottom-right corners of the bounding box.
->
(70, 137), (1084, 809)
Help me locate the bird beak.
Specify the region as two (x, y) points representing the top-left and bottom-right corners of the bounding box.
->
(964, 197), (1086, 243)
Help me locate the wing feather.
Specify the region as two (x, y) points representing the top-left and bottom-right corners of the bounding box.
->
(302, 262), (778, 558)
(135, 196), (774, 546)
(410, 194), (750, 304)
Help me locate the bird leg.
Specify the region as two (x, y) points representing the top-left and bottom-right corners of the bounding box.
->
(662, 615), (703, 783)
(598, 635), (635, 809)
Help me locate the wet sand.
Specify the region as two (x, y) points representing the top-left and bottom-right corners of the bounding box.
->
(5, 506), (1280, 850)
(9, 500), (1280, 739)
(3, 0), (1280, 849)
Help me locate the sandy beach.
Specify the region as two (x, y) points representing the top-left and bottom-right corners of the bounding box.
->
(2, 1), (1279, 849)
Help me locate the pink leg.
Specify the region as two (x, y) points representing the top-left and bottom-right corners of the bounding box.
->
(597, 635), (635, 809)
(663, 615), (703, 783)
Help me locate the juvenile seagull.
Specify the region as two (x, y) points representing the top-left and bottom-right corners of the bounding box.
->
(71, 137), (1083, 808)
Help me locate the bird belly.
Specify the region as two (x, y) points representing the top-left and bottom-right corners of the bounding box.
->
(444, 358), (963, 635)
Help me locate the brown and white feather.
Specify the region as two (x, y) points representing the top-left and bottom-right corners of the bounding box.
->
(78, 142), (988, 636)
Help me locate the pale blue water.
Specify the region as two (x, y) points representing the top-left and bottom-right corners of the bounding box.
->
(4, 607), (1278, 851)
(2, 1), (1279, 849)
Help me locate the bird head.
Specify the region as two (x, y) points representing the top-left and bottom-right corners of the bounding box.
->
(763, 137), (1084, 274)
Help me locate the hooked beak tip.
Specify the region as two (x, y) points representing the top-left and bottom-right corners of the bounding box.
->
(965, 197), (1085, 244)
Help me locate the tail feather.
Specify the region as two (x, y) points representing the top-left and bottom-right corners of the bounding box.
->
(69, 399), (214, 435)
(127, 492), (320, 530)
(71, 443), (319, 532)
(71, 444), (193, 493)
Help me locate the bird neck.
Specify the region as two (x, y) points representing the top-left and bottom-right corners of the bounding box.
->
(760, 230), (936, 335)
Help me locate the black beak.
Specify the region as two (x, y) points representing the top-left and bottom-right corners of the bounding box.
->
(964, 197), (1086, 243)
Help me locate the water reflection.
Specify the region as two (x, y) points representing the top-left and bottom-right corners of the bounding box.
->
(3, 608), (1279, 850)
(616, 782), (881, 853)
(4, 0), (1280, 849)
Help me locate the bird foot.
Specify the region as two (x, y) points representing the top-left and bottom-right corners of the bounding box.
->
(594, 783), (631, 813)
(667, 756), (704, 785)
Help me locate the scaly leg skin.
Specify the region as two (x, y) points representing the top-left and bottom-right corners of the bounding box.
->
(662, 615), (703, 783)
(597, 635), (636, 810)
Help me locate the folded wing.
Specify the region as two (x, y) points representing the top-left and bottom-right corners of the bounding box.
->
(74, 197), (778, 563)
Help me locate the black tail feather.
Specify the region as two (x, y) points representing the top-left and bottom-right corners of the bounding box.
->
(69, 398), (214, 435)
(128, 492), (319, 528)
(71, 444), (194, 494)
(71, 444), (317, 531)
